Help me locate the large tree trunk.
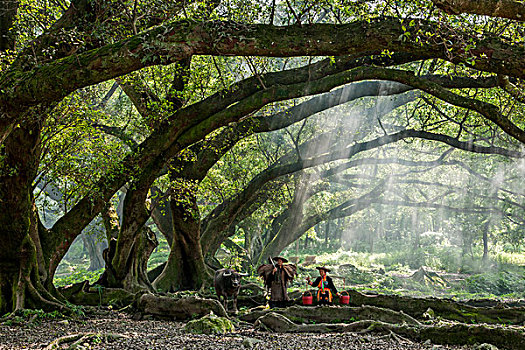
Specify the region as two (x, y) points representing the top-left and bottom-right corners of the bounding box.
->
(98, 202), (119, 287)
(81, 232), (107, 271)
(120, 226), (158, 291)
(150, 186), (174, 246)
(152, 179), (208, 291)
(0, 121), (65, 313)
(101, 226), (158, 292)
(99, 197), (157, 292)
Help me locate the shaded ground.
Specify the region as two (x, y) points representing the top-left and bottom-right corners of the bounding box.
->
(0, 309), (470, 350)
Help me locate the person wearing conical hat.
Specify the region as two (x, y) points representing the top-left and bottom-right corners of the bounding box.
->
(306, 266), (339, 305)
(257, 256), (296, 308)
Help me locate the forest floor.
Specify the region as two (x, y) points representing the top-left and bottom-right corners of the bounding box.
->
(0, 309), (476, 350)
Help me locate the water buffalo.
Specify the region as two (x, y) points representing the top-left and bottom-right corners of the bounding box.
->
(214, 268), (248, 313)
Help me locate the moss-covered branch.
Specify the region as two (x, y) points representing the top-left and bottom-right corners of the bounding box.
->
(184, 75), (498, 178)
(431, 0), (525, 21)
(1, 17), (523, 123)
(201, 127), (524, 256)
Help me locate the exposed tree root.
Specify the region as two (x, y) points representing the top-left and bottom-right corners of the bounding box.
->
(199, 290), (267, 309)
(346, 289), (525, 324)
(25, 278), (70, 312)
(44, 332), (127, 350)
(462, 298), (525, 308)
(240, 305), (421, 325)
(137, 294), (228, 320)
(376, 330), (414, 344)
(254, 312), (525, 350)
(59, 281), (137, 308)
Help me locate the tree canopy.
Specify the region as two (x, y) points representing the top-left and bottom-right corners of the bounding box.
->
(0, 0), (524, 315)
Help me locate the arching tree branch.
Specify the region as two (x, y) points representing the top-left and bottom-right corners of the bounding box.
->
(2, 16), (523, 138)
(431, 0), (525, 21)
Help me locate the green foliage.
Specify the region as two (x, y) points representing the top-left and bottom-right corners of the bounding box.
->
(2, 309), (65, 326)
(3, 0), (525, 317)
(147, 235), (170, 270)
(463, 270), (525, 296)
(54, 268), (104, 288)
(289, 244), (525, 300)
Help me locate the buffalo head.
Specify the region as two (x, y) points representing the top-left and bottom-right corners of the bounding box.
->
(220, 269), (248, 287)
(214, 268), (249, 313)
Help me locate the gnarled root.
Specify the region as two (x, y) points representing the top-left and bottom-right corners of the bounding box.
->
(346, 289), (525, 324)
(137, 294), (227, 320)
(254, 312), (525, 350)
(44, 332), (128, 350)
(59, 281), (136, 308)
(241, 305), (420, 325)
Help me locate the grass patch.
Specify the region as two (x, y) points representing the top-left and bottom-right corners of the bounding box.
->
(54, 268), (104, 287)
(284, 247), (525, 300)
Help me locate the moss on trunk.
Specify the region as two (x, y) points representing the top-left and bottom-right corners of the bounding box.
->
(102, 226), (157, 293)
(152, 181), (208, 292)
(0, 121), (67, 313)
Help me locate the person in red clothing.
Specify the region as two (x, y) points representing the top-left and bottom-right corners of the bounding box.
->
(306, 266), (339, 305)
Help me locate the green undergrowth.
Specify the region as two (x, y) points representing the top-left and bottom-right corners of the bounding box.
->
(54, 236), (525, 303)
(462, 270), (525, 296)
(307, 247), (525, 274)
(1, 309), (66, 326)
(147, 237), (170, 270)
(286, 249), (525, 301)
(1, 304), (87, 326)
(53, 261), (524, 303)
(351, 268), (525, 301)
(54, 268), (105, 287)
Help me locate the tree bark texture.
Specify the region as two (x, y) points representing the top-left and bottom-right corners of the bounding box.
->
(431, 0), (525, 20)
(137, 294), (227, 320)
(254, 312), (525, 350)
(81, 233), (107, 271)
(346, 289), (525, 324)
(152, 179), (208, 292)
(0, 121), (66, 313)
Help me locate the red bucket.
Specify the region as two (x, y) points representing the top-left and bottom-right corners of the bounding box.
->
(302, 291), (313, 305)
(339, 291), (350, 305)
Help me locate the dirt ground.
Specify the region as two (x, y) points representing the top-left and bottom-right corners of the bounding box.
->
(0, 309), (475, 350)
